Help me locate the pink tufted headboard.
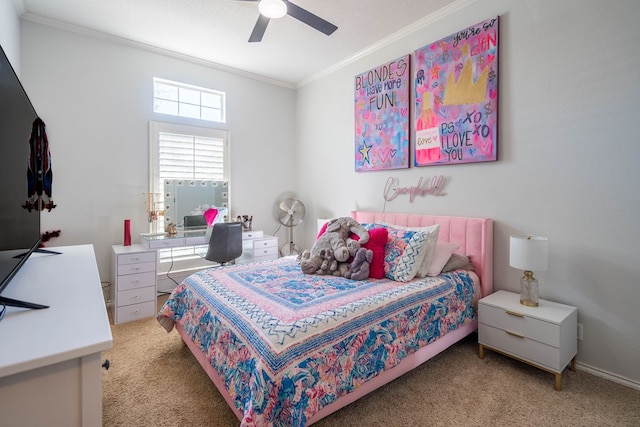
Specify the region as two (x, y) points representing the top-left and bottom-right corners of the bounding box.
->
(351, 211), (494, 297)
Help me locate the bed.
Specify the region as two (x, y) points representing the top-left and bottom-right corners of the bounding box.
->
(158, 211), (493, 426)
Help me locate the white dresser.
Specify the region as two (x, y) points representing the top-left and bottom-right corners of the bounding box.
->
(240, 230), (279, 263)
(478, 290), (577, 390)
(0, 245), (112, 427)
(111, 244), (157, 324)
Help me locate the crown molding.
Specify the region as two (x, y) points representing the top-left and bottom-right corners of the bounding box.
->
(296, 0), (476, 89)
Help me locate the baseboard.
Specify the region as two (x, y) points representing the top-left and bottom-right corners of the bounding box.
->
(576, 362), (640, 391)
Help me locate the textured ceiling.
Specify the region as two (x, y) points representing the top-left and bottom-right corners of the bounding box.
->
(19, 0), (465, 87)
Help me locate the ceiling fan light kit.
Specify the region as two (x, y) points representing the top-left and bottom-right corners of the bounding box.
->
(258, 0), (287, 19)
(244, 0), (338, 43)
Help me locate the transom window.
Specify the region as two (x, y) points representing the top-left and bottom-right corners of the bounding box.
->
(153, 77), (226, 123)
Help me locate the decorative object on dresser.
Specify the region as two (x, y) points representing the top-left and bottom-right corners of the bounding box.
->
(510, 235), (548, 307)
(111, 244), (157, 324)
(478, 290), (577, 391)
(235, 214), (253, 231)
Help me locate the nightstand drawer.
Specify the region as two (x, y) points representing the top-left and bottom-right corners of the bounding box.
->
(115, 300), (156, 323)
(479, 303), (560, 347)
(479, 323), (562, 372)
(117, 271), (156, 291)
(117, 286), (156, 307)
(117, 251), (156, 265)
(118, 261), (156, 276)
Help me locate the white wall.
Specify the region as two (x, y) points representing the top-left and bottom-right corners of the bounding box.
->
(296, 0), (640, 385)
(20, 22), (298, 284)
(0, 0), (21, 72)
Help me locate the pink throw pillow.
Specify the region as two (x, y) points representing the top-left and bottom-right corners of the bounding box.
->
(361, 227), (388, 279)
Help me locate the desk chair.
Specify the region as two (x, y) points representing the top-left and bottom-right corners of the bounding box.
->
(205, 222), (243, 265)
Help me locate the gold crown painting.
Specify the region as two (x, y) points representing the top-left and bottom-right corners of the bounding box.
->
(443, 59), (489, 105)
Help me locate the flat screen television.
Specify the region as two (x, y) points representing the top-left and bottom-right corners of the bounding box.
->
(0, 44), (49, 309)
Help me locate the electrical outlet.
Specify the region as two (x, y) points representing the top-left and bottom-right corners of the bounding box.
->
(577, 323), (583, 341)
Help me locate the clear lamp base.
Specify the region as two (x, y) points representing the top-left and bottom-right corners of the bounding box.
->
(520, 271), (539, 307)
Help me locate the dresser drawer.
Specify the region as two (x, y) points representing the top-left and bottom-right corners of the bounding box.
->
(115, 301), (156, 323)
(479, 303), (560, 347)
(252, 236), (278, 250)
(147, 237), (186, 249)
(118, 261), (156, 276)
(117, 271), (156, 291)
(243, 230), (264, 240)
(479, 323), (563, 372)
(117, 251), (156, 265)
(117, 286), (156, 307)
(253, 248), (279, 262)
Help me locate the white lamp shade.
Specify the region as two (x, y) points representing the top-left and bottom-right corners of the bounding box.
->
(259, 0), (287, 19)
(510, 235), (548, 271)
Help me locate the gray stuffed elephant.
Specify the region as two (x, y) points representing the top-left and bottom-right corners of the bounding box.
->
(300, 217), (370, 274)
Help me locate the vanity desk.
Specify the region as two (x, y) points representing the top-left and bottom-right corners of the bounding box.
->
(138, 228), (278, 262)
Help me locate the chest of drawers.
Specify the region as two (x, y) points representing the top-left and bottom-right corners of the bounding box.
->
(111, 244), (157, 324)
(478, 290), (577, 390)
(240, 230), (279, 263)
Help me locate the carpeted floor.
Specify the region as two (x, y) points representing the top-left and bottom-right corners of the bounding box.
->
(103, 297), (640, 427)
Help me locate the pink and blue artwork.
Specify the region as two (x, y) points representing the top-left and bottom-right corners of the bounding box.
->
(354, 54), (410, 172)
(414, 16), (499, 166)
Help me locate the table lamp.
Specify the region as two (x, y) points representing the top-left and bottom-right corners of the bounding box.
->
(510, 235), (548, 307)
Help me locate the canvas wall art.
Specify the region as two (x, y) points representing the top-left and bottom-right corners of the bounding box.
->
(414, 16), (499, 166)
(354, 54), (410, 172)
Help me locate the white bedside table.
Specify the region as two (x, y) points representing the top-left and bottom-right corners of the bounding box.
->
(478, 290), (578, 390)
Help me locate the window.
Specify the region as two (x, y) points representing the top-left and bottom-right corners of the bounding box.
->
(149, 121), (230, 264)
(153, 78), (226, 123)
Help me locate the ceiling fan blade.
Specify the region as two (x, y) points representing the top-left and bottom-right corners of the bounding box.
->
(286, 1), (337, 36)
(249, 14), (270, 42)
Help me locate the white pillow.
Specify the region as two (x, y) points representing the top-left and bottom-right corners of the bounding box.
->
(378, 222), (440, 279)
(426, 242), (460, 276)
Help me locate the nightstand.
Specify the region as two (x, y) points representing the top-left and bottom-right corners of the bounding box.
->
(478, 290), (577, 390)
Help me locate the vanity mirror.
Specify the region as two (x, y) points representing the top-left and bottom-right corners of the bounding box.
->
(163, 179), (229, 227)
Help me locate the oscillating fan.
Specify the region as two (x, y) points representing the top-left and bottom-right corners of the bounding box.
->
(276, 197), (305, 256)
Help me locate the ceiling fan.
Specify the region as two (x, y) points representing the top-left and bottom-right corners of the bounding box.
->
(238, 0), (338, 43)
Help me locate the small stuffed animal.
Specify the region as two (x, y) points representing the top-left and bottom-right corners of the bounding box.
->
(298, 249), (323, 274)
(345, 248), (373, 281)
(317, 249), (338, 275)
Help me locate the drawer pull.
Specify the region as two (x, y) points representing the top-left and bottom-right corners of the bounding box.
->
(506, 310), (524, 317)
(506, 330), (524, 338)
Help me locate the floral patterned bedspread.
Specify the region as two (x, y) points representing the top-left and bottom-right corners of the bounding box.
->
(157, 257), (479, 427)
